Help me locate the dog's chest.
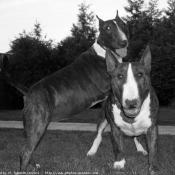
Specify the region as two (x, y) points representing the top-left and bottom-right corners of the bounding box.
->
(112, 95), (152, 136)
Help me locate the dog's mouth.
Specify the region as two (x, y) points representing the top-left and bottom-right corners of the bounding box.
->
(123, 108), (141, 118)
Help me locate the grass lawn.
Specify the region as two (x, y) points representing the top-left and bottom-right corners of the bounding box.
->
(0, 129), (175, 175)
(0, 107), (175, 126)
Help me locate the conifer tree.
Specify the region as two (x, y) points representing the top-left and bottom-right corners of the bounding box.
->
(58, 2), (97, 64)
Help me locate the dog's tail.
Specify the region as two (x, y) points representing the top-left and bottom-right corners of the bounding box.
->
(2, 56), (29, 95)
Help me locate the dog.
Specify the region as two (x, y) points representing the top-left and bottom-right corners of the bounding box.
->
(87, 46), (159, 175)
(3, 12), (129, 171)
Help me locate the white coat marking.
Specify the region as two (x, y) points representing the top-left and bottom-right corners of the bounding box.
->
(122, 63), (139, 106)
(87, 119), (108, 156)
(113, 158), (126, 169)
(134, 137), (148, 155)
(93, 42), (106, 58)
(92, 42), (123, 62)
(112, 93), (151, 136)
(113, 20), (127, 41)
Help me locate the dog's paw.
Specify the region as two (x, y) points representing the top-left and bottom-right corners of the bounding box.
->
(148, 165), (159, 175)
(141, 149), (148, 156)
(113, 159), (126, 169)
(36, 163), (40, 169)
(148, 170), (158, 175)
(87, 149), (96, 156)
(87, 144), (99, 156)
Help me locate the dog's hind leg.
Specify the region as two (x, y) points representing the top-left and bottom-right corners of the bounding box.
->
(87, 109), (108, 156)
(134, 137), (148, 156)
(20, 104), (51, 171)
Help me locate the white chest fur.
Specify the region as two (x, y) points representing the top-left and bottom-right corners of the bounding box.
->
(92, 42), (123, 63)
(112, 93), (152, 136)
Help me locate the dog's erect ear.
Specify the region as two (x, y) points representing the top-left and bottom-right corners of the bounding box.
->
(115, 10), (119, 18)
(106, 49), (119, 74)
(96, 15), (104, 26)
(140, 45), (151, 72)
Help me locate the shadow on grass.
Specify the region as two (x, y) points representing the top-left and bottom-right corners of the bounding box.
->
(0, 129), (175, 174)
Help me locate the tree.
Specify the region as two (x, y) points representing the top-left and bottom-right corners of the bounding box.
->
(6, 22), (62, 108)
(164, 0), (175, 46)
(125, 0), (145, 19)
(124, 0), (145, 37)
(57, 2), (97, 65)
(148, 0), (162, 20)
(153, 0), (175, 105)
(166, 0), (175, 16)
(123, 0), (148, 62)
(10, 22), (60, 87)
(71, 2), (97, 42)
(123, 0), (175, 105)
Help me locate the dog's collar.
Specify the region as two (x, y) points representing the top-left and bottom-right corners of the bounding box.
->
(92, 42), (127, 63)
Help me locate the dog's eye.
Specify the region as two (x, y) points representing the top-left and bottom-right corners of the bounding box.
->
(106, 26), (110, 30)
(118, 74), (123, 79)
(122, 23), (126, 28)
(138, 73), (143, 77)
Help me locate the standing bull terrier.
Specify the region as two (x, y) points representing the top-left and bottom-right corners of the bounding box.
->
(3, 12), (129, 171)
(87, 46), (159, 175)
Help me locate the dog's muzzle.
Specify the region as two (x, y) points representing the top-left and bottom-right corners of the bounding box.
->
(123, 99), (141, 118)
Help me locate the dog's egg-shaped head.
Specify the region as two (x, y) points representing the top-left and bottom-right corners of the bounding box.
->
(106, 46), (151, 118)
(97, 11), (129, 50)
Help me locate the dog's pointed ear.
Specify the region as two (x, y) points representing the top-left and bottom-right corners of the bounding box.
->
(106, 49), (119, 74)
(115, 10), (119, 18)
(96, 15), (104, 26)
(140, 45), (151, 72)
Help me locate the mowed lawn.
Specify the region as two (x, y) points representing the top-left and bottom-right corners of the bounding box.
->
(0, 129), (175, 175)
(0, 108), (175, 174)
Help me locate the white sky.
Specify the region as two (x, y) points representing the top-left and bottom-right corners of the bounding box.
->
(0, 0), (168, 53)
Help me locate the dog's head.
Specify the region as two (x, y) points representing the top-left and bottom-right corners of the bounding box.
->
(106, 46), (151, 118)
(97, 11), (129, 51)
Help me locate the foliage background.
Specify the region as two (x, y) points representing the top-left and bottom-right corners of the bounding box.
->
(2, 0), (175, 109)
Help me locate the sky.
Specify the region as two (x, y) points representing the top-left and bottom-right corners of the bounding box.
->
(0, 0), (169, 53)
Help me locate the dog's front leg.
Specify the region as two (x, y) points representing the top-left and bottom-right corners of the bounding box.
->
(110, 123), (125, 170)
(146, 125), (159, 175)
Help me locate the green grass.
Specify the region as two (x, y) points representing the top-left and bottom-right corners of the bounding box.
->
(0, 129), (175, 174)
(0, 107), (175, 126)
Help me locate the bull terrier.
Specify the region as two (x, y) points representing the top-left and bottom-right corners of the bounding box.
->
(87, 46), (159, 175)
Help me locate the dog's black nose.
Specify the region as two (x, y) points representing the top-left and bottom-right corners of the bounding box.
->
(120, 40), (127, 47)
(125, 99), (138, 109)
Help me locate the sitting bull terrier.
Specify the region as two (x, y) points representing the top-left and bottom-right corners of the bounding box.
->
(87, 46), (159, 175)
(3, 12), (129, 171)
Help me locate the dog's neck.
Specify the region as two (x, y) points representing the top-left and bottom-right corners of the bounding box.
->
(92, 39), (127, 63)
